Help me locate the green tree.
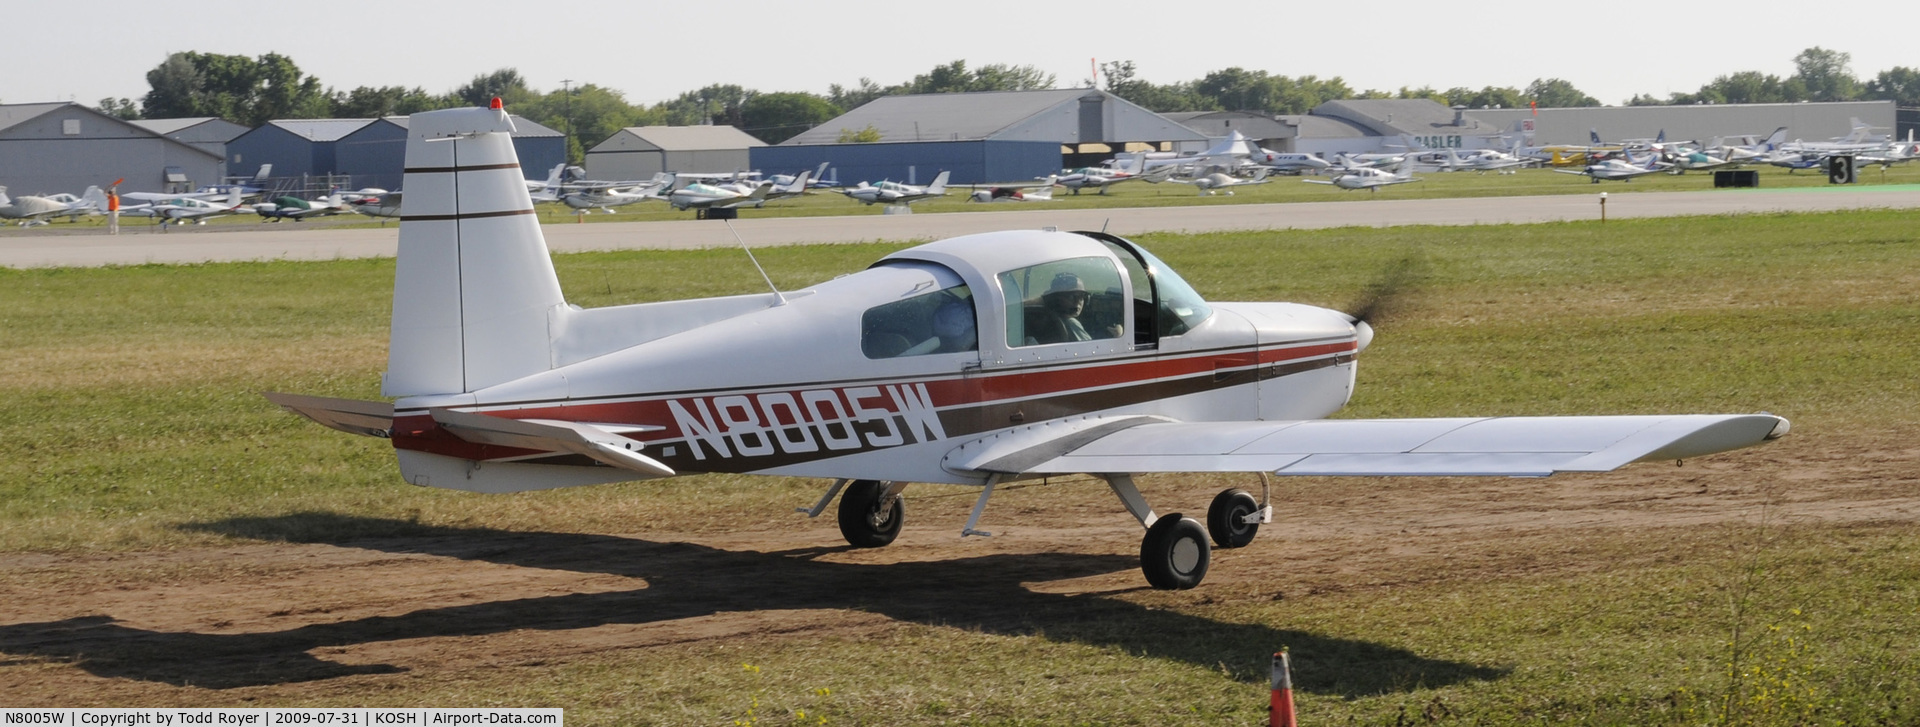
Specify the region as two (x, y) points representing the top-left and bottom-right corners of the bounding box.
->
(514, 84), (653, 163)
(96, 98), (140, 120)
(332, 86), (453, 118)
(741, 92), (840, 144)
(1445, 86), (1525, 109)
(1625, 93), (1668, 106)
(1864, 66), (1920, 106)
(138, 51), (330, 125)
(656, 84), (753, 126)
(454, 68), (534, 107)
(828, 77), (888, 111)
(837, 124), (882, 143)
(1791, 47), (1859, 102)
(1099, 61), (1207, 112)
(1525, 78), (1599, 107)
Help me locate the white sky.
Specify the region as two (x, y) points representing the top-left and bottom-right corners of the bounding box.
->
(6, 2), (1914, 112)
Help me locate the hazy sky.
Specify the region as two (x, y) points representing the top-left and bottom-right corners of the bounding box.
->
(7, 2), (1915, 112)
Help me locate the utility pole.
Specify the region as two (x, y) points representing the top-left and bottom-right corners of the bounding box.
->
(560, 79), (576, 164)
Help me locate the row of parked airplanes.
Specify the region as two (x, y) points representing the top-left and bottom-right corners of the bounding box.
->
(6, 119), (1912, 227)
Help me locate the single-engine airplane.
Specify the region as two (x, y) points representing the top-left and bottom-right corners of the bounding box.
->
(1302, 164), (1420, 192)
(269, 104), (1791, 590)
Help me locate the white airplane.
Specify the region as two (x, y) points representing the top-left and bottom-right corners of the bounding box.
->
(715, 171), (812, 207)
(1303, 164), (1420, 192)
(1056, 160), (1169, 195)
(666, 179), (772, 211)
(347, 190), (403, 219)
(267, 105), (1790, 591)
(840, 171), (951, 206)
(1553, 154), (1671, 183)
(966, 176), (1057, 203)
(1663, 150), (1739, 174)
(559, 183), (665, 214)
(766, 162), (834, 190)
(147, 189), (250, 224)
(1247, 148), (1331, 174)
(1169, 168), (1272, 195)
(1434, 148), (1529, 174)
(254, 194), (352, 222)
(0, 185), (106, 226)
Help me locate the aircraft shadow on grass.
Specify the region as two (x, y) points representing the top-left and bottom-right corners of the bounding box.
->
(0, 513), (1507, 694)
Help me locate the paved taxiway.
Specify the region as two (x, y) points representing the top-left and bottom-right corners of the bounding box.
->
(5, 186), (1918, 268)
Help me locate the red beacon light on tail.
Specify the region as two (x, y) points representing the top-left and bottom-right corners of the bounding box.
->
(489, 97), (502, 110)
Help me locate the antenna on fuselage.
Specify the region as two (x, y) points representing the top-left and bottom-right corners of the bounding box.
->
(723, 219), (786, 307)
(1101, 218), (1110, 234)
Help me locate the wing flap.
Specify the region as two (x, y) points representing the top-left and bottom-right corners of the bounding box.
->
(430, 409), (674, 478)
(1003, 414), (1788, 478)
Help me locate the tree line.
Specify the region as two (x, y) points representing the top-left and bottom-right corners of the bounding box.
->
(96, 48), (1918, 162)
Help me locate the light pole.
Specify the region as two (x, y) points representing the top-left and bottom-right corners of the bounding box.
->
(560, 79), (576, 164)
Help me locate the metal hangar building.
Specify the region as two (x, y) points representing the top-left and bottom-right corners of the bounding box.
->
(0, 103), (224, 194)
(755, 88), (1209, 184)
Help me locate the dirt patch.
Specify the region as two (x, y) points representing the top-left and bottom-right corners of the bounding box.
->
(2, 430), (1915, 705)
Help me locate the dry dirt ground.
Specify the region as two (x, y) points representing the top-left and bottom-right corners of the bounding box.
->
(2, 431), (1915, 706)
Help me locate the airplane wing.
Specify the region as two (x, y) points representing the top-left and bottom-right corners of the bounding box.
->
(942, 414), (1787, 478)
(1300, 179), (1337, 185)
(430, 408), (675, 477)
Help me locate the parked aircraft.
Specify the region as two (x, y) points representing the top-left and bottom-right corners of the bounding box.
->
(1056, 161), (1169, 195)
(347, 191), (403, 219)
(0, 186), (105, 226)
(966, 176), (1057, 202)
(1303, 164), (1420, 192)
(666, 179), (772, 211)
(1247, 149), (1331, 173)
(254, 194), (351, 222)
(269, 105), (1790, 591)
(1553, 154), (1671, 183)
(1435, 148), (1528, 174)
(559, 183), (665, 213)
(1664, 150), (1738, 174)
(148, 189), (250, 224)
(715, 171), (812, 207)
(1169, 168), (1272, 195)
(841, 171), (951, 206)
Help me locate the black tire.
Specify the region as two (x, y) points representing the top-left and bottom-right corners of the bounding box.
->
(1206, 488), (1261, 549)
(837, 480), (904, 548)
(1140, 514), (1210, 590)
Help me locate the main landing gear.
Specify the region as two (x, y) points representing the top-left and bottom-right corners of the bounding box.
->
(798, 474), (1273, 590)
(1105, 474), (1274, 590)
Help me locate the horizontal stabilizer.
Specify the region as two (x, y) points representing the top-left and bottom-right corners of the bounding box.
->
(989, 414), (1788, 478)
(430, 408), (674, 478)
(263, 392), (393, 438)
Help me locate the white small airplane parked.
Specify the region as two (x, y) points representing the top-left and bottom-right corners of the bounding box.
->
(0, 186), (106, 226)
(666, 179), (772, 211)
(715, 171), (812, 207)
(1169, 168), (1272, 195)
(1056, 160), (1169, 195)
(347, 191), (403, 219)
(1303, 164), (1420, 192)
(1435, 148), (1529, 174)
(966, 176), (1057, 203)
(268, 104), (1790, 591)
(840, 171), (951, 207)
(1554, 154), (1671, 183)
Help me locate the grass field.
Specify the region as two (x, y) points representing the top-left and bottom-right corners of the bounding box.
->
(1, 209), (1917, 724)
(8, 162), (1920, 234)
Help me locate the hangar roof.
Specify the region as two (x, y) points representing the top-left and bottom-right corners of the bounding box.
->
(263, 119), (376, 142)
(1311, 99), (1500, 137)
(1283, 114), (1375, 139)
(1164, 111), (1297, 141)
(0, 103), (73, 133)
(379, 115), (563, 137)
(588, 125), (766, 153)
(783, 88), (1207, 146)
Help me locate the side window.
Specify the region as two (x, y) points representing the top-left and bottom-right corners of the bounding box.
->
(997, 257), (1127, 347)
(861, 285), (977, 359)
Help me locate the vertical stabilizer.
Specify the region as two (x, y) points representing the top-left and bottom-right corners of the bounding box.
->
(384, 105), (567, 397)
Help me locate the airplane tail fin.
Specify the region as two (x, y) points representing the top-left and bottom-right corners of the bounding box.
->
(0, 186), (9, 206)
(926, 170), (950, 194)
(1590, 128), (1602, 145)
(81, 185), (108, 211)
(384, 105), (567, 398)
(253, 164), (272, 181)
(1030, 176), (1056, 200)
(783, 170), (811, 194)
